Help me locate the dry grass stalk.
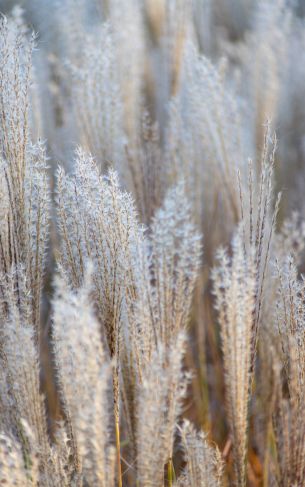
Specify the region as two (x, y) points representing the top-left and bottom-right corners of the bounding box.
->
(1, 3), (305, 487)
(212, 229), (255, 487)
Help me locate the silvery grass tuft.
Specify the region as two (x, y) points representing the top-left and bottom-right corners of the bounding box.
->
(1, 2), (305, 487)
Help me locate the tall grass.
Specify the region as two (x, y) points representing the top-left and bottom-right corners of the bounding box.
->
(0, 1), (305, 486)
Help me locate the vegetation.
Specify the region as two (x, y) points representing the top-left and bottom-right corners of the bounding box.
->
(0, 1), (305, 485)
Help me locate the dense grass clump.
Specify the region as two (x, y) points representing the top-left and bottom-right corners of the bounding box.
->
(0, 2), (305, 486)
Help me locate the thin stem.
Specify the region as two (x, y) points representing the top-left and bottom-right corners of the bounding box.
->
(115, 413), (123, 487)
(167, 457), (174, 487)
